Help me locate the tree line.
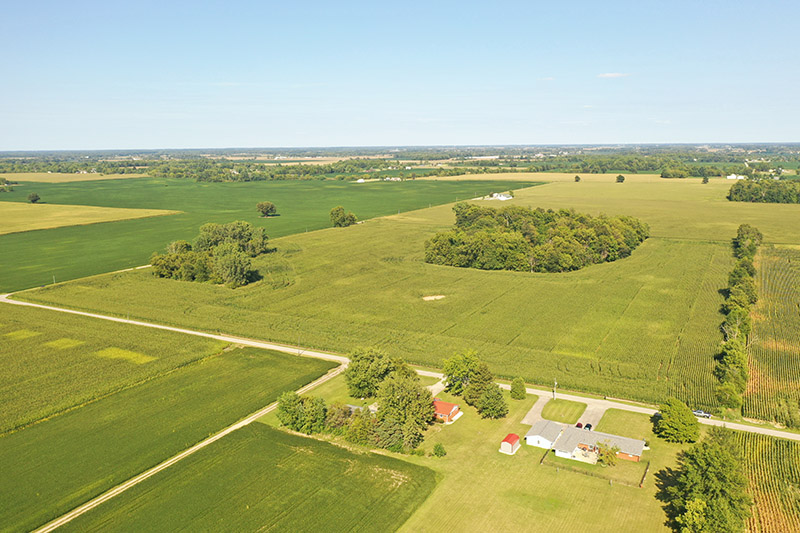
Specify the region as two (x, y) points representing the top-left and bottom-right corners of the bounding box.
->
(424, 203), (649, 273)
(715, 224), (762, 411)
(728, 179), (800, 203)
(150, 221), (271, 288)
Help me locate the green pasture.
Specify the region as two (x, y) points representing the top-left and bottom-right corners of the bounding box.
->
(540, 399), (586, 424)
(0, 304), (227, 434)
(60, 424), (435, 533)
(0, 177), (535, 292)
(0, 347), (334, 532)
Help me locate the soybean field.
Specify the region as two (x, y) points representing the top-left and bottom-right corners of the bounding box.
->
(58, 424), (436, 533)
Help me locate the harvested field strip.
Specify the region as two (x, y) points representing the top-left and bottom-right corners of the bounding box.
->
(0, 201), (178, 235)
(735, 432), (800, 532)
(745, 246), (800, 425)
(0, 348), (335, 532)
(57, 424), (434, 533)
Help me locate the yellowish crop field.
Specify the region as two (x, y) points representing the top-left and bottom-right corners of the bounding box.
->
(0, 201), (179, 235)
(421, 171), (663, 182)
(1, 172), (149, 183)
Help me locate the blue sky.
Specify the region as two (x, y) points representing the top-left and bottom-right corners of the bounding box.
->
(1, 1), (798, 150)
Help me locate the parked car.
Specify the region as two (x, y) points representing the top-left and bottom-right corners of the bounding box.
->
(692, 409), (712, 418)
(584, 423), (593, 430)
(576, 422), (583, 428)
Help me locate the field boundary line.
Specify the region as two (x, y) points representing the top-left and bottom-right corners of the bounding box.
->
(30, 365), (346, 533)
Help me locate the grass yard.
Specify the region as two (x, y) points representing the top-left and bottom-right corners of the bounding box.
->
(17, 178), (800, 409)
(540, 398), (587, 424)
(746, 245), (800, 425)
(0, 347), (335, 532)
(58, 424), (435, 533)
(0, 177), (535, 292)
(398, 391), (670, 532)
(0, 201), (177, 235)
(0, 172), (148, 183)
(0, 304), (228, 434)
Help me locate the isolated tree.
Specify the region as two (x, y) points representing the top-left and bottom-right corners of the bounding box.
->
(442, 351), (481, 395)
(330, 206), (358, 227)
(344, 347), (395, 398)
(463, 362), (494, 406)
(655, 398), (700, 443)
(510, 377), (526, 400)
(256, 201), (277, 216)
(702, 177), (709, 184)
(574, 175), (581, 182)
(477, 384), (508, 419)
(616, 174), (625, 183)
(664, 428), (752, 532)
(433, 443), (447, 457)
(596, 441), (620, 467)
(27, 192), (40, 203)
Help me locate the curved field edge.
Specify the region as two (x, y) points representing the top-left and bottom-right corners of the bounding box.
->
(0, 201), (180, 236)
(57, 424), (437, 533)
(0, 347), (335, 532)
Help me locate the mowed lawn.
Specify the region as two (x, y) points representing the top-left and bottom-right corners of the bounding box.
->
(0, 304), (227, 434)
(0, 347), (335, 532)
(58, 424), (435, 533)
(399, 391), (671, 532)
(540, 398), (586, 424)
(19, 179), (800, 408)
(0, 177), (534, 291)
(0, 201), (177, 235)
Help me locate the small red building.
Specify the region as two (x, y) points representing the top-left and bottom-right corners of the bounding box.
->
(433, 399), (460, 423)
(500, 433), (521, 455)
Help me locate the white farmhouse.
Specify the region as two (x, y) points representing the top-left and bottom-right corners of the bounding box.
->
(524, 420), (564, 449)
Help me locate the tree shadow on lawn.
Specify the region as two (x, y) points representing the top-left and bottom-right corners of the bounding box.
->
(654, 465), (682, 531)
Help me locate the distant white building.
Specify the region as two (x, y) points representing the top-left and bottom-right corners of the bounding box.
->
(726, 174), (746, 180)
(356, 178), (366, 183)
(490, 192), (513, 201)
(525, 420), (564, 449)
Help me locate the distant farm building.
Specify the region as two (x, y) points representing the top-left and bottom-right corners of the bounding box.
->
(499, 433), (521, 455)
(489, 192), (513, 201)
(552, 426), (645, 463)
(524, 420), (564, 449)
(433, 399), (461, 424)
(726, 174), (746, 180)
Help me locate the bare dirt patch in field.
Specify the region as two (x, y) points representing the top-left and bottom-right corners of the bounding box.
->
(422, 295), (446, 301)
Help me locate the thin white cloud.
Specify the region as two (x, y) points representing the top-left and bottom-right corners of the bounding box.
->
(597, 73), (630, 78)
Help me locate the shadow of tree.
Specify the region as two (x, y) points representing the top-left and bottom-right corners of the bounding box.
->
(654, 466), (683, 531)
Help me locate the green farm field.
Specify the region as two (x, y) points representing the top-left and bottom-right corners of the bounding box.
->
(0, 346), (335, 532)
(59, 424), (436, 533)
(0, 177), (534, 292)
(0, 172), (148, 183)
(0, 304), (227, 434)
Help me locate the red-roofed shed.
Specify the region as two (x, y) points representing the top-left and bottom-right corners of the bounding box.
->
(433, 399), (460, 423)
(500, 433), (521, 455)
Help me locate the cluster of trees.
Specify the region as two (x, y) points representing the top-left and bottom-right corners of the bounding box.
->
(0, 177), (11, 192)
(442, 351), (510, 418)
(654, 398), (700, 443)
(660, 428), (751, 532)
(728, 179), (800, 203)
(150, 221), (271, 288)
(0, 159), (145, 175)
(341, 348), (435, 451)
(27, 193), (40, 203)
(715, 225), (762, 410)
(330, 206), (358, 227)
(425, 203), (649, 273)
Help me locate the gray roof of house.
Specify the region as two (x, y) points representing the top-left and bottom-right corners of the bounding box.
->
(525, 420), (564, 442)
(552, 426), (645, 457)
